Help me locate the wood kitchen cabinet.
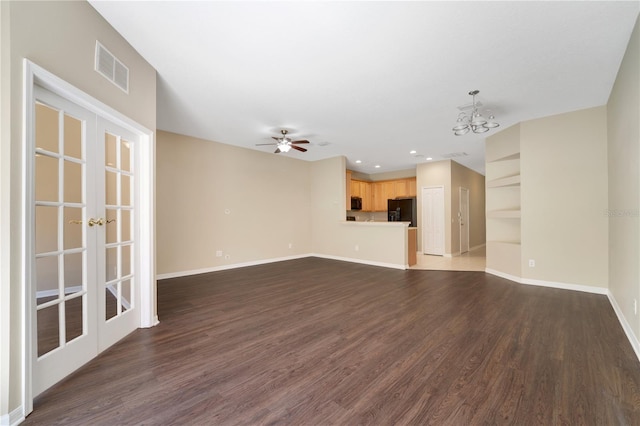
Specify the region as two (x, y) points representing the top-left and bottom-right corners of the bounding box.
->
(361, 182), (372, 211)
(346, 171), (352, 208)
(346, 172), (416, 212)
(350, 179), (373, 211)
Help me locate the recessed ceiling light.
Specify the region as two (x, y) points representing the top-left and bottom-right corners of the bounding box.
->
(374, 165), (381, 168)
(355, 160), (362, 164)
(426, 157), (433, 161)
(409, 150), (417, 154)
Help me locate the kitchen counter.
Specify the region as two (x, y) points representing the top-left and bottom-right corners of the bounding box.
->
(341, 221), (413, 227)
(342, 221), (418, 267)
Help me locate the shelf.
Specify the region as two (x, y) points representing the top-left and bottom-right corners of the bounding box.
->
(487, 209), (521, 219)
(487, 174), (521, 188)
(489, 152), (520, 163)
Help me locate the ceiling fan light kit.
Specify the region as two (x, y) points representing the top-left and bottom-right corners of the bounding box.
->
(255, 129), (310, 154)
(453, 90), (500, 136)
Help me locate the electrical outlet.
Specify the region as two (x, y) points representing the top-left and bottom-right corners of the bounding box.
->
(288, 243), (293, 249)
(355, 245), (359, 252)
(634, 299), (637, 316)
(216, 250), (222, 257)
(528, 259), (535, 268)
(224, 254), (231, 260)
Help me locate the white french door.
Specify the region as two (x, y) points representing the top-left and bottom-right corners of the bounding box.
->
(31, 86), (140, 396)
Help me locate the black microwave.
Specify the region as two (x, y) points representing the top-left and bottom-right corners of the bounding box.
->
(350, 196), (362, 210)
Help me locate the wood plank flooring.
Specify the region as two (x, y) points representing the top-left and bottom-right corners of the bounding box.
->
(23, 257), (640, 425)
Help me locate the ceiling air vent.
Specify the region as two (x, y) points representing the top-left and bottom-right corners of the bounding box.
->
(441, 152), (468, 159)
(95, 41), (129, 93)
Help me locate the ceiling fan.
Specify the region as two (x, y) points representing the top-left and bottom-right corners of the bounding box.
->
(256, 129), (309, 154)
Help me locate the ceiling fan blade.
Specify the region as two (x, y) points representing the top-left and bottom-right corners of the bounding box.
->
(291, 145), (307, 152)
(256, 143), (277, 146)
(274, 147), (281, 154)
(272, 136), (282, 142)
(291, 140), (310, 144)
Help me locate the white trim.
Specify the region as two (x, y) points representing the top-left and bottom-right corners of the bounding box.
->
(485, 268), (522, 283)
(35, 286), (83, 299)
(521, 277), (608, 295)
(608, 291), (640, 363)
(0, 406), (24, 426)
(470, 243), (486, 251)
(485, 268), (609, 295)
(312, 253), (407, 270)
(156, 254), (314, 280)
(156, 253), (408, 281)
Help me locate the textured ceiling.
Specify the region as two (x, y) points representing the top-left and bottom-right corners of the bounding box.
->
(89, 1), (639, 175)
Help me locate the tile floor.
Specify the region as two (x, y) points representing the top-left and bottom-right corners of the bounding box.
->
(411, 245), (486, 271)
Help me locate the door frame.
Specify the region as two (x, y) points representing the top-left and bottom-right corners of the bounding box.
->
(21, 59), (156, 414)
(459, 187), (470, 254)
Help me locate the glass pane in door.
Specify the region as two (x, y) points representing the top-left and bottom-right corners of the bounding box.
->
(102, 131), (135, 323)
(36, 255), (58, 298)
(34, 101), (87, 358)
(65, 295), (83, 343)
(37, 305), (60, 357)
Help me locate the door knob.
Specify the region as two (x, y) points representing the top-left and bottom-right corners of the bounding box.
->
(88, 218), (106, 227)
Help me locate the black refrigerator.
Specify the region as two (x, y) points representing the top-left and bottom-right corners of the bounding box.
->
(388, 197), (417, 227)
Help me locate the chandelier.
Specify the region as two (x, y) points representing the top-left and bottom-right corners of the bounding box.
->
(452, 90), (499, 136)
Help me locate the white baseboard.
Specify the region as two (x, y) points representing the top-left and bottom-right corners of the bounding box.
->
(157, 253), (410, 280)
(311, 253), (406, 270)
(156, 254), (313, 280)
(484, 269), (608, 295)
(0, 406), (24, 426)
(470, 243), (486, 251)
(485, 268), (522, 283)
(521, 277), (608, 295)
(607, 291), (640, 363)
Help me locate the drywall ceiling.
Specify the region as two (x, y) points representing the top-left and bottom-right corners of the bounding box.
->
(89, 1), (639, 175)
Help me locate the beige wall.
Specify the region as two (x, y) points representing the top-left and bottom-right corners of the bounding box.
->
(520, 106), (609, 287)
(311, 157), (408, 267)
(156, 131), (312, 275)
(416, 159), (486, 254)
(156, 139), (409, 274)
(1, 0), (156, 417)
(451, 161), (486, 253)
(607, 15), (640, 343)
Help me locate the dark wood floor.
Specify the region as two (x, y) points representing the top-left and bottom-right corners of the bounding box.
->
(23, 257), (640, 425)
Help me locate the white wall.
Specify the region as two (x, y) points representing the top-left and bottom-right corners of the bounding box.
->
(607, 15), (640, 348)
(1, 0), (156, 419)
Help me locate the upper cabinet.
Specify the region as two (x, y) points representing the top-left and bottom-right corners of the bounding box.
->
(347, 172), (416, 212)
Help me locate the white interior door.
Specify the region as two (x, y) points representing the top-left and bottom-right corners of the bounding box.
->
(460, 187), (470, 254)
(422, 186), (445, 255)
(97, 117), (139, 351)
(32, 87), (98, 396)
(31, 86), (140, 396)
